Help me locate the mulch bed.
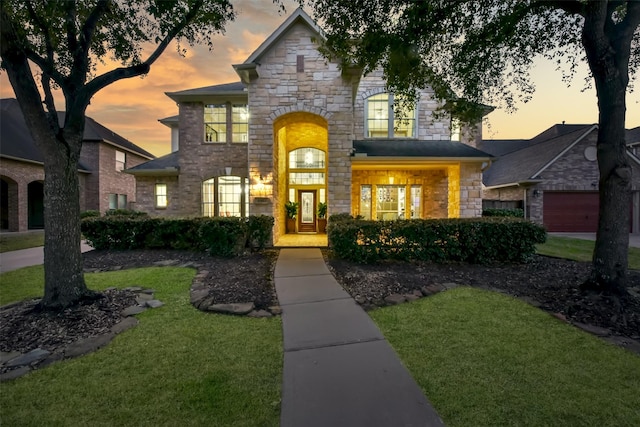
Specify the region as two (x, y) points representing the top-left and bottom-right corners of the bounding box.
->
(2, 249), (639, 363)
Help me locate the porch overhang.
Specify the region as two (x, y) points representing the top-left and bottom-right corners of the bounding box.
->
(483, 180), (544, 190)
(124, 167), (180, 177)
(351, 157), (492, 170)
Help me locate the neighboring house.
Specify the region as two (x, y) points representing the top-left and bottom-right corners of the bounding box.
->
(481, 124), (640, 233)
(126, 8), (493, 243)
(0, 98), (154, 231)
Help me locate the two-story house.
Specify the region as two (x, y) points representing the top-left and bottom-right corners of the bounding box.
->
(127, 8), (493, 243)
(0, 98), (154, 231)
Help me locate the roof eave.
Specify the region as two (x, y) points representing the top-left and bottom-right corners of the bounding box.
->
(483, 180), (544, 190)
(124, 167), (180, 177)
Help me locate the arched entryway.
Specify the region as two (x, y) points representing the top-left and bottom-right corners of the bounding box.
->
(273, 113), (328, 237)
(28, 181), (44, 229)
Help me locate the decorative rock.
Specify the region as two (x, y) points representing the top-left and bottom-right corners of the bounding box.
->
(140, 289), (155, 294)
(153, 259), (179, 266)
(111, 317), (139, 335)
(404, 294), (420, 302)
(65, 333), (115, 358)
(425, 284), (444, 294)
(121, 305), (147, 317)
(603, 336), (640, 355)
(0, 366), (30, 382)
(190, 289), (209, 304)
(39, 352), (64, 369)
(354, 296), (367, 305)
(0, 351), (21, 364)
(412, 290), (423, 298)
(268, 306), (283, 315)
(124, 286), (143, 292)
(248, 310), (273, 318)
(552, 312), (567, 322)
(420, 286), (433, 296)
(6, 348), (50, 368)
(441, 282), (460, 290)
(136, 293), (153, 301)
(384, 294), (406, 305)
(145, 300), (164, 308)
(572, 322), (611, 337)
(207, 302), (255, 315)
(195, 296), (216, 311)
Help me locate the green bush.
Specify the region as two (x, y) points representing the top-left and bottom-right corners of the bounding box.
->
(104, 209), (149, 218)
(327, 217), (546, 264)
(81, 215), (274, 255)
(482, 208), (524, 218)
(80, 210), (100, 219)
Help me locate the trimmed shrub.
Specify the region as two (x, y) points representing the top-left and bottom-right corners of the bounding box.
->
(327, 217), (546, 264)
(482, 208), (524, 218)
(81, 215), (274, 256)
(104, 209), (149, 218)
(80, 210), (100, 219)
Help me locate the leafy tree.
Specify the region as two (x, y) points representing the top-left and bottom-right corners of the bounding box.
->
(0, 0), (235, 308)
(306, 0), (639, 294)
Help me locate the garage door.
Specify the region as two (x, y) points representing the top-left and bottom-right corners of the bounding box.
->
(543, 191), (599, 232)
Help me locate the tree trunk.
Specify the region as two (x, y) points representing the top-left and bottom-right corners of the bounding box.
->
(581, 8), (632, 295)
(39, 132), (94, 309)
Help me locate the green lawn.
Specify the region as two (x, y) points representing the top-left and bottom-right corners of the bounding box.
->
(0, 231), (44, 253)
(537, 235), (640, 270)
(0, 266), (282, 427)
(371, 287), (640, 426)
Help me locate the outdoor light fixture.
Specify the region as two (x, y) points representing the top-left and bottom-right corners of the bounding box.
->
(225, 166), (232, 176)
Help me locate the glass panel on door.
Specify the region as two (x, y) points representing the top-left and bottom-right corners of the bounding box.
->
(301, 192), (314, 224)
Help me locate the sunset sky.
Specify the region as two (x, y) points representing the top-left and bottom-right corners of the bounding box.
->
(1, 0), (638, 157)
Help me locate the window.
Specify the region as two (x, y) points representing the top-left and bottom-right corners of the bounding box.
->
(410, 186), (422, 218)
(202, 176), (249, 217)
(115, 150), (126, 171)
(365, 93), (416, 138)
(108, 193), (127, 209)
(450, 118), (461, 141)
(289, 148), (325, 169)
(204, 104), (226, 142)
(232, 105), (249, 142)
(204, 104), (249, 143)
(360, 185), (372, 220)
(155, 184), (167, 208)
(376, 186), (405, 220)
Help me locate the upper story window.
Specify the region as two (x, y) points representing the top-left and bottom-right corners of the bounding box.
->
(450, 118), (461, 141)
(204, 104), (227, 142)
(204, 104), (249, 143)
(289, 148), (326, 169)
(115, 150), (126, 171)
(365, 93), (416, 138)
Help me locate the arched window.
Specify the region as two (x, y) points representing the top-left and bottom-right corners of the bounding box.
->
(289, 148), (325, 169)
(202, 176), (249, 217)
(365, 93), (416, 138)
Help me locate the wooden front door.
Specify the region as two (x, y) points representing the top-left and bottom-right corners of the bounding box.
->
(298, 190), (316, 232)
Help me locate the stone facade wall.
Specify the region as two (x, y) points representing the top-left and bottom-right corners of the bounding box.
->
(247, 22), (356, 238)
(354, 70), (451, 140)
(176, 102), (249, 216)
(459, 163), (483, 217)
(350, 169), (449, 219)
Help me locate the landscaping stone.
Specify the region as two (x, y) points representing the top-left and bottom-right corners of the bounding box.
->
(145, 300), (164, 308)
(65, 333), (116, 358)
(404, 294), (420, 302)
(123, 286), (143, 292)
(412, 290), (423, 298)
(153, 259), (179, 266)
(425, 284), (444, 294)
(0, 366), (30, 382)
(190, 289), (209, 304)
(441, 282), (460, 290)
(354, 296), (367, 305)
(420, 286), (433, 296)
(136, 293), (153, 300)
(552, 312), (567, 322)
(573, 322), (611, 337)
(39, 352), (64, 369)
(6, 348), (50, 368)
(384, 294), (406, 305)
(0, 351), (21, 364)
(121, 305), (147, 317)
(111, 317), (139, 334)
(207, 302), (255, 315)
(248, 310), (273, 318)
(269, 305), (283, 315)
(140, 289), (155, 294)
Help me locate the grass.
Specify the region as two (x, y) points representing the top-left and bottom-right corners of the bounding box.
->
(537, 235), (640, 270)
(371, 287), (640, 426)
(0, 231), (44, 253)
(0, 266), (282, 427)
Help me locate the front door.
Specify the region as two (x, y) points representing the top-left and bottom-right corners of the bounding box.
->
(298, 190), (316, 232)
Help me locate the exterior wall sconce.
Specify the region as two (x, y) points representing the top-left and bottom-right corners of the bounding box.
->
(225, 166), (232, 176)
(533, 189), (540, 198)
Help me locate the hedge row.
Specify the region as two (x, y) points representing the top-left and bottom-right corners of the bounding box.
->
(482, 208), (524, 218)
(327, 216), (546, 264)
(81, 215), (274, 256)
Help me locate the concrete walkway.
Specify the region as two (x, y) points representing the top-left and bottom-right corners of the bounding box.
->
(0, 241), (93, 274)
(274, 248), (444, 427)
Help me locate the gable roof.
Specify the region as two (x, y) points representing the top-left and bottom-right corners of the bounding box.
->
(483, 125), (597, 188)
(478, 139), (530, 156)
(243, 8), (323, 65)
(352, 139), (493, 161)
(125, 151), (180, 176)
(529, 123), (593, 143)
(165, 81), (247, 103)
(0, 98), (154, 166)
